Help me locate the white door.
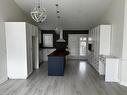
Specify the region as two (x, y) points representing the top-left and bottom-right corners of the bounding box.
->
(80, 37), (87, 56)
(68, 34), (88, 59)
(68, 35), (79, 56)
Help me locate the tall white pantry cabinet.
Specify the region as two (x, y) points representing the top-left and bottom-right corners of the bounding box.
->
(88, 25), (111, 75)
(5, 22), (39, 79)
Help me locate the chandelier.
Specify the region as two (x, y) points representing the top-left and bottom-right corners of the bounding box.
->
(31, 0), (47, 23)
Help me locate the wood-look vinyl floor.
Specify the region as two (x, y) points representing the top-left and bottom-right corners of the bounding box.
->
(0, 60), (127, 95)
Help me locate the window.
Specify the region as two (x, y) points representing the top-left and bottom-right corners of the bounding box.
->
(43, 34), (53, 47)
(80, 37), (87, 56)
(80, 37), (87, 41)
(88, 37), (92, 41)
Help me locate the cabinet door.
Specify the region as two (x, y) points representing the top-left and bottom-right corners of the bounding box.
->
(100, 25), (111, 55)
(105, 58), (119, 82)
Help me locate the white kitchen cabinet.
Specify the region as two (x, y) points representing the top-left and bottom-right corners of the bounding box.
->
(88, 25), (112, 75)
(5, 22), (39, 79)
(42, 49), (56, 61)
(105, 56), (119, 82)
(98, 55), (119, 82)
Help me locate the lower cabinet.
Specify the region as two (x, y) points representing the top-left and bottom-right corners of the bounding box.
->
(98, 55), (119, 82)
(48, 56), (65, 76)
(88, 53), (120, 82)
(98, 55), (106, 75)
(105, 57), (119, 82)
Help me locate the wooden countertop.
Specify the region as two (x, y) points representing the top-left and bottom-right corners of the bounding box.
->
(48, 50), (69, 56)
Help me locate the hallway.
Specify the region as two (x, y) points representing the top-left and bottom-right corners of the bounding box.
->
(0, 60), (127, 95)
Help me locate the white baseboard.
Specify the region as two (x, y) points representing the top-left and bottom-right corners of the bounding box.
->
(68, 56), (88, 60)
(8, 75), (27, 79)
(0, 76), (8, 84)
(119, 81), (127, 87)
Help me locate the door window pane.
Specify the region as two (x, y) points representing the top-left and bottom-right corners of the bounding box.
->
(43, 34), (53, 47)
(80, 37), (86, 56)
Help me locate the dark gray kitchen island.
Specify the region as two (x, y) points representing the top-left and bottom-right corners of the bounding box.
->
(48, 50), (69, 76)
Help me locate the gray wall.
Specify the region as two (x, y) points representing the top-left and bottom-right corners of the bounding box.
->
(0, 19), (7, 84)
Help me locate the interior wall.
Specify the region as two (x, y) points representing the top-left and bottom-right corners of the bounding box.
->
(98, 0), (125, 58)
(120, 0), (127, 86)
(0, 0), (33, 22)
(0, 0), (32, 84)
(98, 0), (127, 86)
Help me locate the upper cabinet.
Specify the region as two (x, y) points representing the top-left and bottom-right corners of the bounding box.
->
(89, 25), (111, 55)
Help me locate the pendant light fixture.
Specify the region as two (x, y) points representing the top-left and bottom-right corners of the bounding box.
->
(54, 2), (61, 35)
(55, 0), (66, 42)
(31, 0), (47, 23)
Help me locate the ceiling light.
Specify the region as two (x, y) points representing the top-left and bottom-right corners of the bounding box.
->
(31, 0), (47, 23)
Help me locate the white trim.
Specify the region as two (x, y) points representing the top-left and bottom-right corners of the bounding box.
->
(8, 76), (27, 79)
(119, 59), (127, 87)
(0, 76), (8, 84)
(68, 56), (88, 60)
(119, 81), (127, 87)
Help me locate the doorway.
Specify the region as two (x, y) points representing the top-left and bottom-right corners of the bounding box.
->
(68, 34), (88, 59)
(80, 37), (87, 56)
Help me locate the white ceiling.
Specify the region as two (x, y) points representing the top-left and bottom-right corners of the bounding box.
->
(14, 0), (112, 30)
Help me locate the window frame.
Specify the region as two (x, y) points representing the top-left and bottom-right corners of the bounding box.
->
(43, 34), (53, 48)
